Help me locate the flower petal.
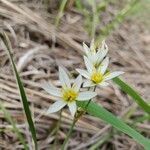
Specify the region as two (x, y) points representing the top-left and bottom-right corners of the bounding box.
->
(59, 66), (71, 88)
(83, 42), (90, 55)
(41, 81), (61, 97)
(98, 57), (109, 74)
(96, 41), (108, 63)
(101, 40), (108, 51)
(87, 54), (96, 65)
(68, 102), (77, 117)
(76, 69), (90, 79)
(90, 39), (95, 52)
(104, 71), (124, 81)
(72, 75), (82, 92)
(46, 100), (66, 114)
(84, 56), (94, 73)
(83, 80), (95, 87)
(98, 81), (109, 87)
(77, 91), (97, 101)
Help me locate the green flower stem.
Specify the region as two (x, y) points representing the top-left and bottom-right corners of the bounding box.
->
(61, 86), (97, 149)
(76, 86), (97, 119)
(53, 109), (62, 150)
(61, 118), (76, 150)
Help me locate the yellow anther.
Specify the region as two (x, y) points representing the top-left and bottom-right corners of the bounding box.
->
(62, 89), (78, 102)
(91, 72), (103, 84)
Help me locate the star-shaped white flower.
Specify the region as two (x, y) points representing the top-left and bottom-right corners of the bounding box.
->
(83, 39), (108, 67)
(76, 56), (124, 87)
(42, 67), (97, 117)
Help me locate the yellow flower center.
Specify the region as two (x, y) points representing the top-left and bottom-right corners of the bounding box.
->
(62, 89), (78, 102)
(91, 72), (103, 84)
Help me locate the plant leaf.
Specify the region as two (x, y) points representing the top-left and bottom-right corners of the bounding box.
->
(0, 32), (38, 149)
(0, 102), (28, 150)
(77, 101), (150, 150)
(113, 77), (150, 115)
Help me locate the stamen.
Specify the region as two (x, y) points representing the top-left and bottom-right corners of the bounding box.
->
(91, 72), (103, 84)
(62, 89), (78, 102)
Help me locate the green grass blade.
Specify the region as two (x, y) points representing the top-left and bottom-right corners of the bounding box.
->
(77, 101), (150, 150)
(55, 0), (67, 27)
(113, 77), (150, 115)
(0, 32), (38, 150)
(75, 0), (84, 11)
(95, 0), (139, 45)
(0, 102), (28, 150)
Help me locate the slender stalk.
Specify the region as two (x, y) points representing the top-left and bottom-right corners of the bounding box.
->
(61, 118), (76, 150)
(55, 0), (67, 28)
(53, 109), (62, 150)
(61, 86), (97, 149)
(91, 0), (97, 39)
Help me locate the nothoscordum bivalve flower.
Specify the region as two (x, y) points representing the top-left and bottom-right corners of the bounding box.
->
(42, 67), (97, 117)
(76, 56), (124, 87)
(83, 39), (108, 68)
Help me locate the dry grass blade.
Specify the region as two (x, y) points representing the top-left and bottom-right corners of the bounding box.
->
(0, 0), (83, 54)
(0, 0), (149, 149)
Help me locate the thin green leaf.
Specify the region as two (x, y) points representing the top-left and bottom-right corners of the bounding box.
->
(55, 0), (67, 27)
(0, 32), (38, 150)
(77, 101), (150, 150)
(113, 77), (150, 115)
(0, 102), (28, 150)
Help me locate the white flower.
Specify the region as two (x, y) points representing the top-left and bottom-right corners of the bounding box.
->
(76, 56), (124, 87)
(83, 39), (108, 68)
(42, 67), (97, 117)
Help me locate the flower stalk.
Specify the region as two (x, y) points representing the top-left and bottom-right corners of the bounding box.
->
(53, 109), (62, 150)
(41, 39), (124, 149)
(61, 86), (97, 149)
(61, 118), (76, 150)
